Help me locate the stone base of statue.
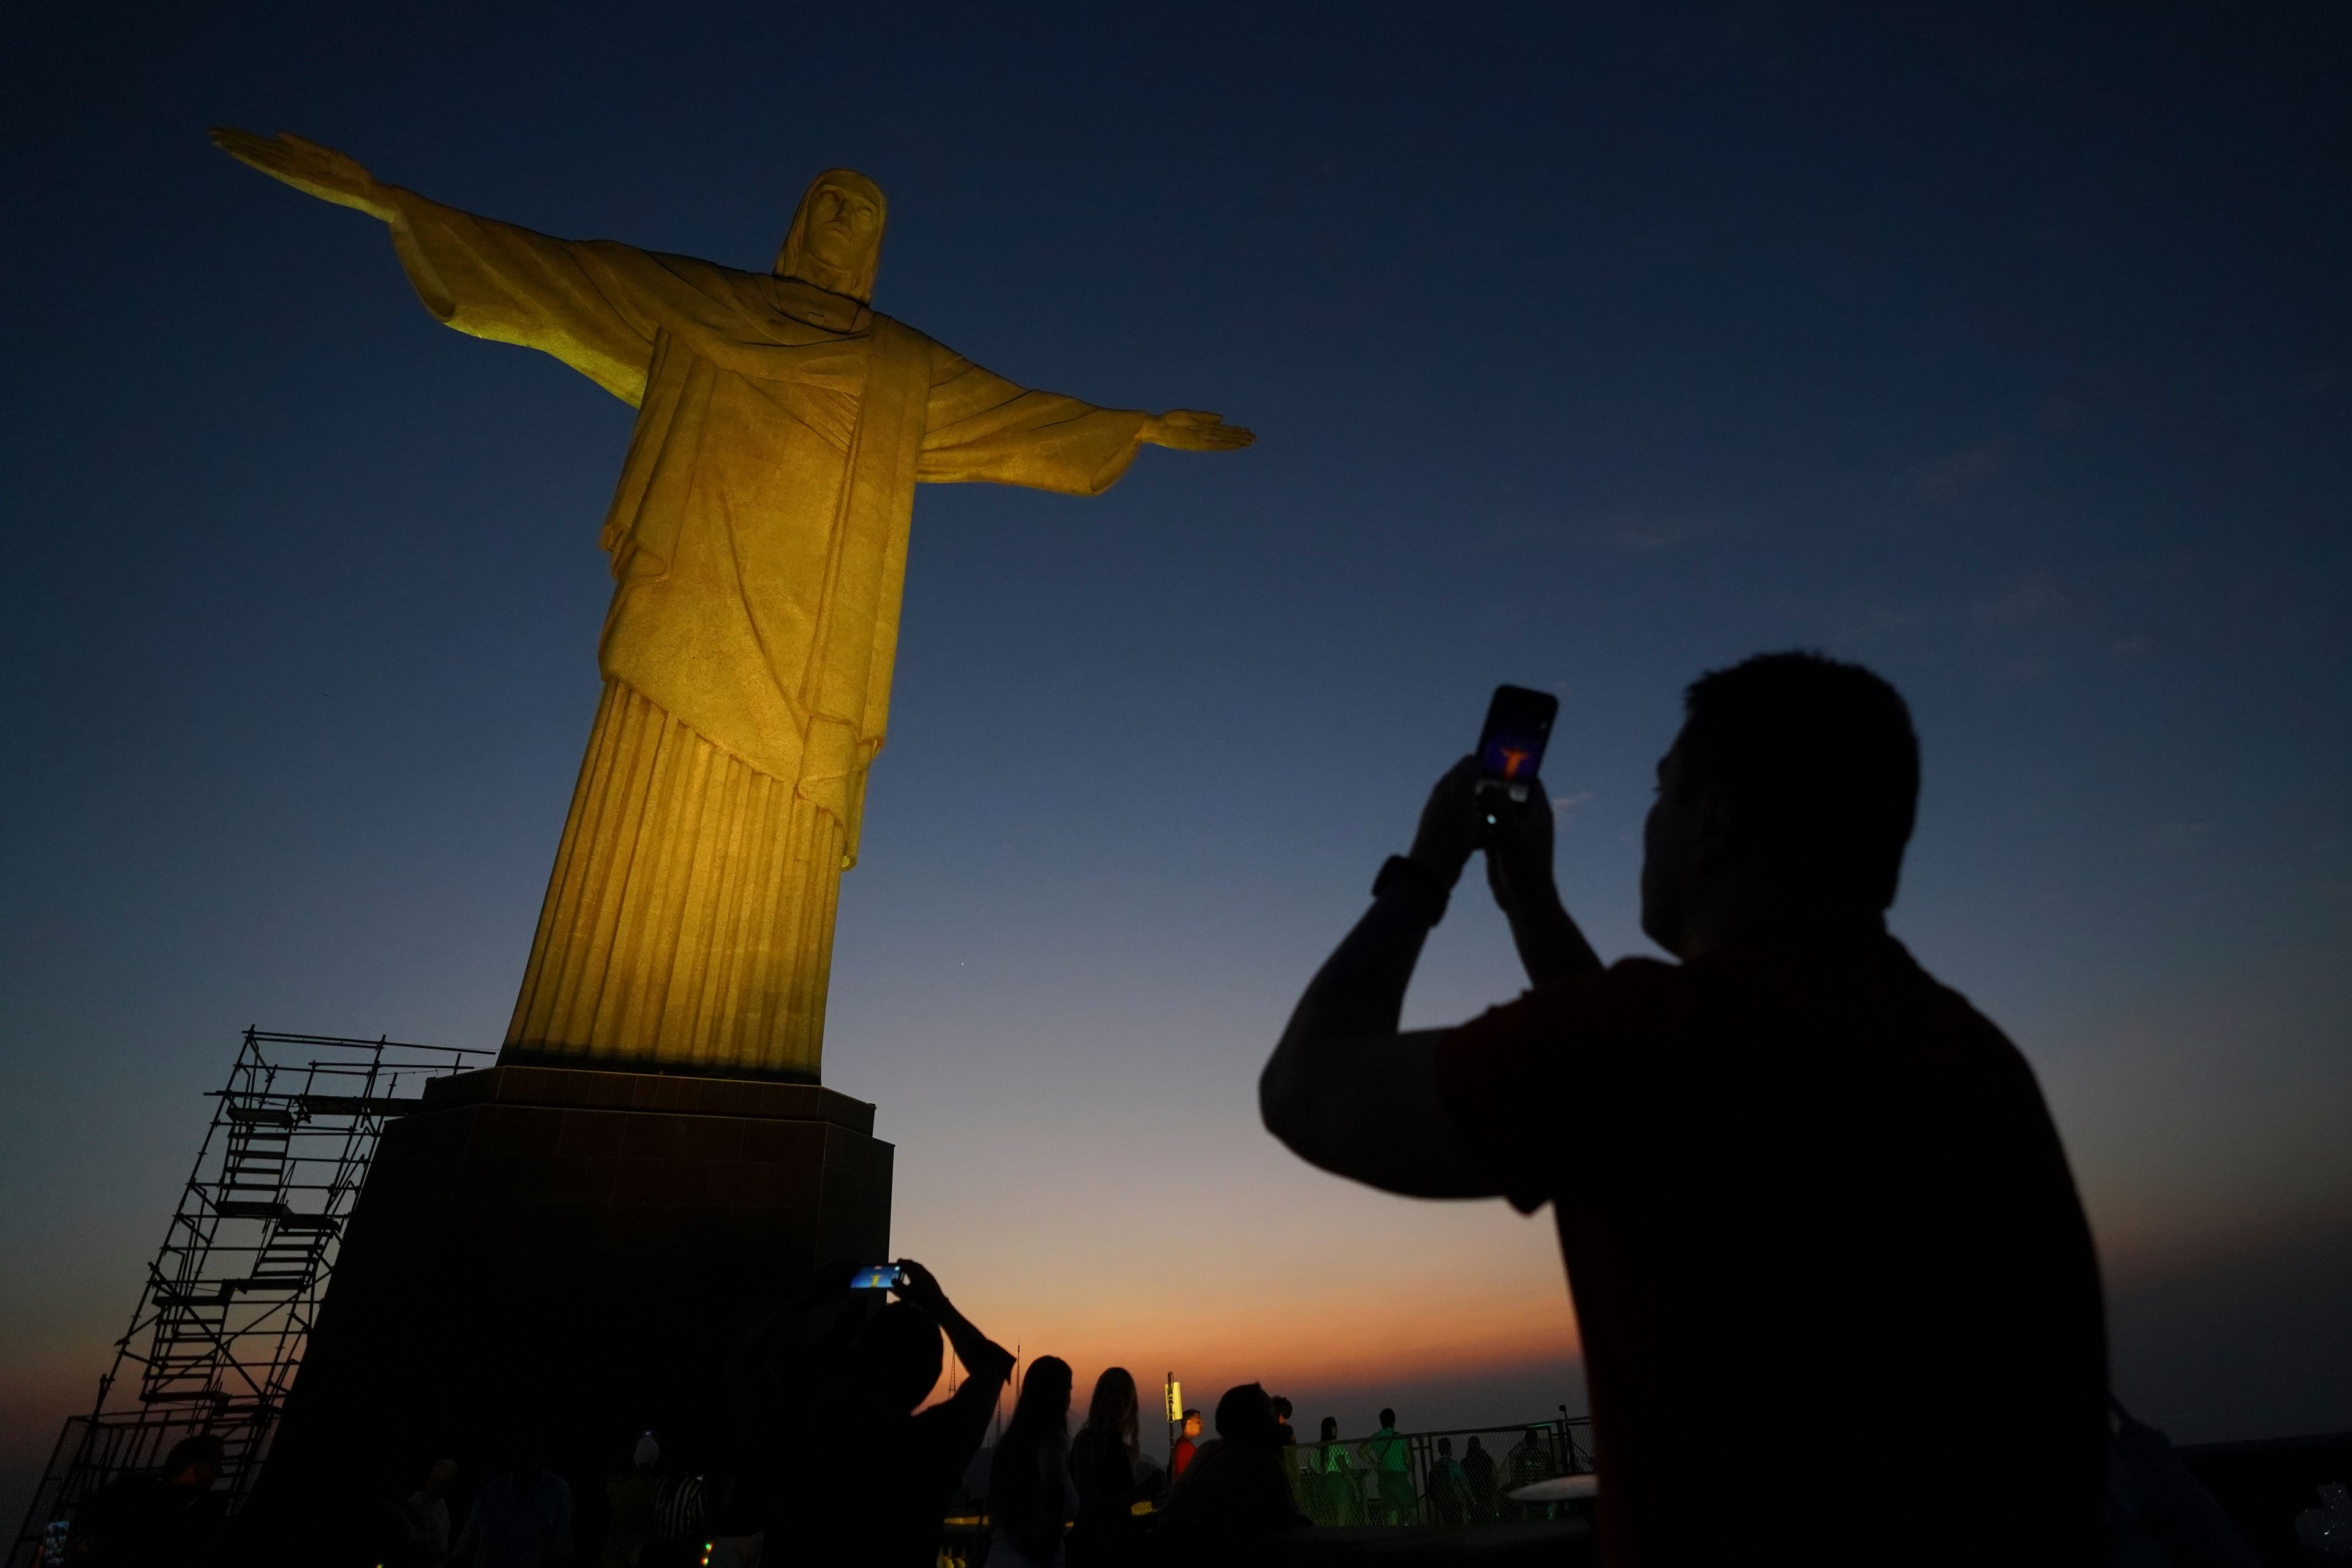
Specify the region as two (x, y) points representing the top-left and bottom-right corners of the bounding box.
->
(248, 1063), (891, 1538)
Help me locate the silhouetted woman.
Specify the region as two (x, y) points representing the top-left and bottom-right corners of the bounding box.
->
(1313, 1417), (1360, 1526)
(988, 1355), (1074, 1567)
(1068, 1367), (1152, 1567)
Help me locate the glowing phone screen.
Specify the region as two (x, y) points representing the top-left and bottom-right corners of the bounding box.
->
(1477, 684), (1558, 783)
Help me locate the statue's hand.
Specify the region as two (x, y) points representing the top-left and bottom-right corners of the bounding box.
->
(209, 127), (395, 221)
(1142, 409), (1255, 452)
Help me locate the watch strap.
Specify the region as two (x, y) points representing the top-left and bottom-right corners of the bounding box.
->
(1372, 853), (1451, 924)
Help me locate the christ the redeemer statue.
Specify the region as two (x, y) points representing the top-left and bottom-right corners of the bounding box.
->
(214, 130), (1253, 1083)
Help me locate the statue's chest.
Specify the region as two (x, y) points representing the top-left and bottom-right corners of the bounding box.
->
(675, 341), (870, 466)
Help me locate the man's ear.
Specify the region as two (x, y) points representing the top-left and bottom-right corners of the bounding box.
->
(1688, 782), (1737, 865)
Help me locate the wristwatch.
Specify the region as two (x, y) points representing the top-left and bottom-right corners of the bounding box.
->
(1372, 854), (1451, 925)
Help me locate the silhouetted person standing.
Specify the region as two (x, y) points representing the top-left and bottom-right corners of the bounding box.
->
(1503, 1427), (1559, 1521)
(1427, 1438), (1468, 1528)
(398, 1458), (459, 1567)
(1170, 1411), (1202, 1482)
(802, 1259), (1014, 1568)
(641, 1458), (704, 1568)
(1160, 1385), (1307, 1560)
(70, 1434), (227, 1567)
(599, 1438), (658, 1568)
(1310, 1417), (1359, 1528)
(726, 1259), (880, 1543)
(1363, 1409), (1410, 1525)
(1261, 652), (2108, 1566)
(1460, 1438), (1497, 1526)
(987, 1355), (1073, 1567)
(1068, 1367), (1152, 1568)
(453, 1427), (573, 1568)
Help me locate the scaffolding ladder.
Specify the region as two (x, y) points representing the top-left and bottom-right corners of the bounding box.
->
(8, 1029), (491, 1567)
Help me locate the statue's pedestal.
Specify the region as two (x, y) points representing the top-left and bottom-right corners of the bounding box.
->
(255, 1064), (891, 1523)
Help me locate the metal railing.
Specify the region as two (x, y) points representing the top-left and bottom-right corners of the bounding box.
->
(1284, 1417), (1594, 1528)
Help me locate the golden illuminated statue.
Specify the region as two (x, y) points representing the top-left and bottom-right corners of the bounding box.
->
(213, 130), (1253, 1082)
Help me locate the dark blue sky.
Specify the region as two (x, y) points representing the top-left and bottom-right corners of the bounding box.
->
(4, 0), (2349, 1509)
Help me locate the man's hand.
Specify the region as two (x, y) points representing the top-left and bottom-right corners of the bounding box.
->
(1482, 773), (1560, 922)
(210, 127), (396, 221)
(1408, 756), (1485, 891)
(888, 1258), (946, 1315)
(1481, 775), (1604, 987)
(891, 1258), (1014, 1383)
(1142, 410), (1255, 451)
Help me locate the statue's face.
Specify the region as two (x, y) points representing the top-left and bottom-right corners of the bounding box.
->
(802, 181), (882, 274)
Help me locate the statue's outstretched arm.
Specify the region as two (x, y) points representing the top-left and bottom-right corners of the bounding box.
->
(918, 352), (1253, 495)
(210, 127), (658, 405)
(211, 128), (396, 222)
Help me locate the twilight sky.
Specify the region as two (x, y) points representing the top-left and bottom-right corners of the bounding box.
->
(4, 0), (2350, 1520)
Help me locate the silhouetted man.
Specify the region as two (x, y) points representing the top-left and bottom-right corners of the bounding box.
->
(801, 1259), (1012, 1568)
(1171, 1409), (1203, 1480)
(1161, 1384), (1308, 1559)
(394, 1458), (458, 1567)
(1364, 1409), (1410, 1524)
(1261, 652), (2108, 1565)
(453, 1425), (572, 1568)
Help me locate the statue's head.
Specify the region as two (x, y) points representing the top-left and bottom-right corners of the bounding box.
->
(775, 168), (886, 303)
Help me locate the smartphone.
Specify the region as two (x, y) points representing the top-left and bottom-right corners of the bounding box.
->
(1475, 684), (1558, 805)
(848, 1264), (908, 1291)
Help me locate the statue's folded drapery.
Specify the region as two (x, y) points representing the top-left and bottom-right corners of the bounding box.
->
(383, 189), (1151, 1079)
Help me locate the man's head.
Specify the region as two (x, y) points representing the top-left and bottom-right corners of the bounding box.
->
(1641, 652), (1918, 956)
(492, 1418), (546, 1482)
(426, 1458), (458, 1496)
(1213, 1384), (1281, 1449)
(163, 1434), (225, 1488)
(853, 1300), (944, 1412)
(1437, 1436), (1453, 1457)
(1270, 1396), (1293, 1424)
(1379, 1407), (1396, 1430)
(1182, 1409), (1203, 1439)
(774, 169), (887, 303)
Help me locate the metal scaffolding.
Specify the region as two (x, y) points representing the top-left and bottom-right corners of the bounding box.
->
(9, 1029), (491, 1568)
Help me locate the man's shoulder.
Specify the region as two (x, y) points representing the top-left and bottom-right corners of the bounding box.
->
(913, 1371), (1002, 1434)
(1453, 956), (1698, 1044)
(1869, 942), (2040, 1077)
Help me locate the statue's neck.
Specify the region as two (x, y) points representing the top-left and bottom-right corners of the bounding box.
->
(783, 260), (865, 304)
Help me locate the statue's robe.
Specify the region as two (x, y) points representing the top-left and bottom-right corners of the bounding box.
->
(384, 190), (1150, 1080)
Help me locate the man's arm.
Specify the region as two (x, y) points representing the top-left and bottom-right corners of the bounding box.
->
(891, 1260), (1012, 1384)
(1260, 758), (1604, 1197)
(1259, 760), (1488, 1197)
